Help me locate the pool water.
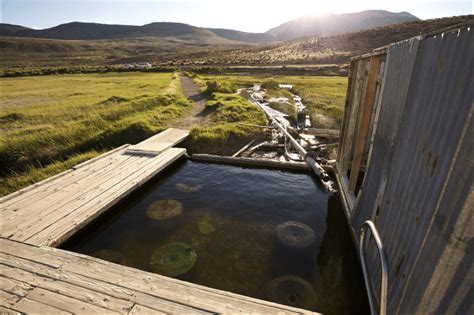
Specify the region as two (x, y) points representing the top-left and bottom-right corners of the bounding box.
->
(63, 160), (368, 314)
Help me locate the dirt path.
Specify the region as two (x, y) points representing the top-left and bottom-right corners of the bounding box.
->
(170, 74), (211, 129)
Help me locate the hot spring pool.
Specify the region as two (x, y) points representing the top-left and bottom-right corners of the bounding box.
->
(63, 160), (368, 313)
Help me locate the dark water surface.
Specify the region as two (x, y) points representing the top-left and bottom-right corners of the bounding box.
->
(63, 160), (368, 314)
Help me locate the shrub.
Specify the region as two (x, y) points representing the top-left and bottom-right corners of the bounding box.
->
(261, 79), (279, 90)
(204, 80), (236, 94)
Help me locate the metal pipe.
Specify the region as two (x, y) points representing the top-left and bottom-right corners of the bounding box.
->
(360, 220), (389, 315)
(252, 95), (335, 192)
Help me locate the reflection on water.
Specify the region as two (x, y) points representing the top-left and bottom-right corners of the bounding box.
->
(63, 160), (368, 314)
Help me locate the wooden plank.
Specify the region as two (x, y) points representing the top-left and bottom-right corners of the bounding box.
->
(349, 56), (381, 192)
(125, 128), (189, 155)
(0, 151), (131, 223)
(0, 256), (207, 314)
(363, 59), (387, 176)
(352, 47), (388, 61)
(0, 238), (68, 268)
(26, 287), (118, 314)
(0, 265), (134, 313)
(0, 305), (20, 315)
(1, 127), (185, 206)
(0, 145), (130, 207)
(0, 239), (314, 314)
(335, 163), (356, 213)
(12, 298), (71, 314)
(0, 291), (20, 307)
(43, 248), (309, 314)
(340, 59), (370, 174)
(0, 276), (33, 297)
(190, 154), (314, 172)
(61, 261), (306, 314)
(232, 139), (256, 157)
(128, 304), (167, 315)
(349, 37), (420, 231)
(304, 128), (340, 138)
(337, 60), (358, 162)
(4, 154), (150, 241)
(72, 144), (131, 170)
(1, 152), (136, 229)
(26, 148), (186, 246)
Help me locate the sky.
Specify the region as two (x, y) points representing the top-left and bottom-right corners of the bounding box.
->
(1, 0), (472, 32)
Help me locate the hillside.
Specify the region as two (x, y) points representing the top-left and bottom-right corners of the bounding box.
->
(266, 10), (419, 41)
(209, 15), (473, 65)
(0, 23), (31, 36)
(1, 15), (472, 69)
(0, 10), (420, 43)
(0, 21), (277, 43)
(0, 36), (252, 68)
(208, 28), (277, 43)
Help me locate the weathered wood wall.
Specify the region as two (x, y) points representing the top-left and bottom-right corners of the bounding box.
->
(337, 25), (473, 314)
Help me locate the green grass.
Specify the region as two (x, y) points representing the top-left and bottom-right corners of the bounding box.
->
(267, 102), (297, 122)
(192, 74), (347, 128)
(0, 72), (192, 195)
(0, 151), (100, 196)
(186, 90), (267, 155)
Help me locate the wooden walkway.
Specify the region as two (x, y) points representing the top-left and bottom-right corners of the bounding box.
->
(0, 128), (189, 247)
(0, 238), (314, 314)
(0, 128), (316, 313)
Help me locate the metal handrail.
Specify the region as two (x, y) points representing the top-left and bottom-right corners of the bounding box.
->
(360, 220), (389, 315)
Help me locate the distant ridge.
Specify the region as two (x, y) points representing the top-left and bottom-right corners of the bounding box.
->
(3, 12), (469, 69)
(208, 28), (277, 43)
(0, 10), (419, 43)
(0, 21), (277, 43)
(0, 23), (32, 36)
(266, 10), (419, 41)
(216, 15), (474, 65)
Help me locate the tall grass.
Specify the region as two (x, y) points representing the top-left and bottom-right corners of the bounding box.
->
(0, 72), (192, 195)
(186, 90), (267, 155)
(0, 151), (100, 196)
(192, 74), (347, 129)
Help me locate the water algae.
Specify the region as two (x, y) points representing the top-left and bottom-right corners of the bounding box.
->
(150, 242), (196, 278)
(175, 182), (202, 193)
(275, 221), (316, 250)
(146, 199), (183, 221)
(198, 214), (215, 234)
(266, 275), (320, 310)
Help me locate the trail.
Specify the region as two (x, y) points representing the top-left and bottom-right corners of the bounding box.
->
(170, 74), (212, 129)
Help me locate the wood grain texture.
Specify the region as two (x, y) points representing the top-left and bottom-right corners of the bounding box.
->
(0, 238), (316, 314)
(0, 129), (189, 247)
(348, 56), (381, 192)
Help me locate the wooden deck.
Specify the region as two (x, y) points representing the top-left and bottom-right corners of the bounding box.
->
(0, 128), (189, 247)
(0, 128), (317, 313)
(0, 238), (315, 314)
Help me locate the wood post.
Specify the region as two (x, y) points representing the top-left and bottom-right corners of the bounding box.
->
(348, 56), (381, 193)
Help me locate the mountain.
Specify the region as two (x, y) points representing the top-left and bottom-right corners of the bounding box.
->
(208, 28), (276, 43)
(0, 21), (277, 43)
(2, 13), (471, 69)
(0, 10), (419, 44)
(0, 23), (31, 36)
(216, 15), (473, 65)
(266, 10), (419, 41)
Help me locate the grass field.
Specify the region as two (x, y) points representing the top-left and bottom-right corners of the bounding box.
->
(185, 87), (267, 156)
(193, 74), (347, 128)
(0, 72), (192, 195)
(1, 72), (347, 196)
